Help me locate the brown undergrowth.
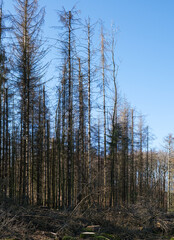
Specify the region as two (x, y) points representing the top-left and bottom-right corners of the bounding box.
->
(0, 199), (174, 240)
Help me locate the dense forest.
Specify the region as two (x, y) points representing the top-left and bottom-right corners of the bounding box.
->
(0, 0), (173, 215)
(2, 0), (174, 239)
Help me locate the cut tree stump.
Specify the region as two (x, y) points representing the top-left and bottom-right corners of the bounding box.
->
(80, 232), (95, 239)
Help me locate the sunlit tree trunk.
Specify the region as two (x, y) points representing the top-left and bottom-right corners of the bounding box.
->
(101, 25), (106, 205)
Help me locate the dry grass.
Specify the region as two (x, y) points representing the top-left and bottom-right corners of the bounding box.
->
(0, 199), (174, 240)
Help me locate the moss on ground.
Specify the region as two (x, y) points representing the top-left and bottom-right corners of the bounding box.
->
(81, 227), (94, 232)
(63, 236), (78, 240)
(94, 236), (109, 240)
(62, 236), (78, 240)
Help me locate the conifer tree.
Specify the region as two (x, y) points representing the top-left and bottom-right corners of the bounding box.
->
(12, 0), (46, 204)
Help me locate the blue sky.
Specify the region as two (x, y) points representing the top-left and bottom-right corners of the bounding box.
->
(5, 0), (174, 149)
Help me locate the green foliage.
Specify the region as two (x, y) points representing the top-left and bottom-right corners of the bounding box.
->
(2, 239), (17, 240)
(81, 227), (93, 232)
(101, 233), (114, 239)
(63, 236), (78, 240)
(94, 236), (109, 240)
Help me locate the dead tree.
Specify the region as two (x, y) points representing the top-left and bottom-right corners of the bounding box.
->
(58, 8), (79, 208)
(0, 2), (9, 201)
(130, 109), (135, 203)
(101, 25), (107, 204)
(109, 27), (119, 207)
(87, 19), (91, 192)
(12, 0), (46, 204)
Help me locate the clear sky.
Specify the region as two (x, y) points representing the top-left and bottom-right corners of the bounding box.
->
(5, 0), (174, 149)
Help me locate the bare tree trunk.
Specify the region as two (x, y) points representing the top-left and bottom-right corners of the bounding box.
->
(98, 119), (101, 205)
(87, 19), (91, 193)
(47, 120), (50, 207)
(101, 25), (106, 205)
(121, 108), (129, 205)
(22, 0), (28, 204)
(146, 126), (149, 191)
(130, 109), (135, 203)
(3, 84), (5, 199)
(57, 92), (61, 209)
(19, 107), (23, 204)
(138, 116), (143, 196)
(52, 138), (55, 208)
(0, 101), (1, 197)
(11, 98), (15, 200)
(0, 77), (1, 190)
(61, 67), (66, 209)
(37, 94), (42, 205)
(5, 88), (8, 199)
(67, 11), (72, 208)
(110, 30), (118, 207)
(8, 133), (11, 198)
(78, 58), (84, 202)
(43, 86), (46, 205)
(31, 103), (34, 204)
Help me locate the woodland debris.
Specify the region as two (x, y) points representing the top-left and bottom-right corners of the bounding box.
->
(86, 225), (101, 232)
(0, 201), (174, 240)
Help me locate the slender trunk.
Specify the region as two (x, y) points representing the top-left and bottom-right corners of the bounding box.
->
(52, 138), (55, 208)
(61, 66), (66, 208)
(19, 107), (23, 204)
(3, 84), (5, 199)
(67, 11), (72, 208)
(11, 98), (15, 200)
(146, 126), (149, 191)
(101, 26), (106, 205)
(88, 19), (91, 192)
(78, 58), (84, 201)
(139, 117), (143, 196)
(110, 32), (118, 207)
(37, 94), (42, 205)
(57, 94), (61, 209)
(47, 120), (50, 207)
(43, 86), (46, 205)
(31, 103), (34, 204)
(0, 77), (1, 186)
(5, 88), (8, 199)
(98, 119), (101, 205)
(130, 109), (135, 203)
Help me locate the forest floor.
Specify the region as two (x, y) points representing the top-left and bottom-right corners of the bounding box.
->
(0, 199), (174, 240)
